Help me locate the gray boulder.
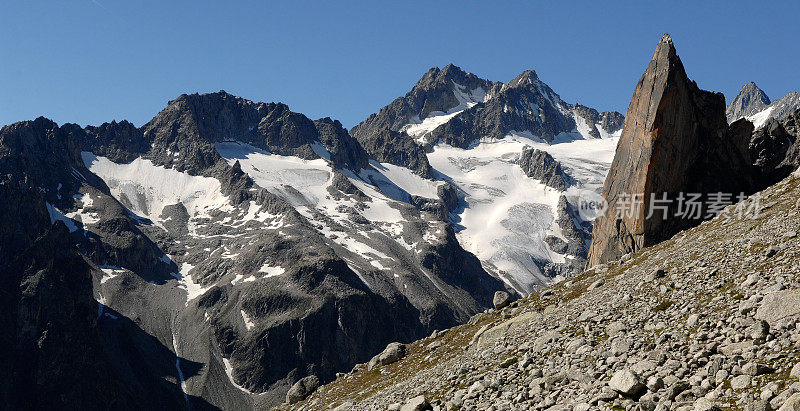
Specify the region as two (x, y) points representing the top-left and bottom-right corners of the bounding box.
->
(368, 342), (407, 370)
(493, 291), (511, 310)
(400, 395), (431, 411)
(285, 375), (320, 404)
(608, 369), (645, 397)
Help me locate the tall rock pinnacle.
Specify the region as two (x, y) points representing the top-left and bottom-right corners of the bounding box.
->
(586, 34), (757, 267)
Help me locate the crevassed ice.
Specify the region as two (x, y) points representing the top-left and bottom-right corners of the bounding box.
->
(426, 132), (619, 292)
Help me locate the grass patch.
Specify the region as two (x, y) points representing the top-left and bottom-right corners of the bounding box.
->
(653, 300), (674, 312)
(499, 357), (518, 368)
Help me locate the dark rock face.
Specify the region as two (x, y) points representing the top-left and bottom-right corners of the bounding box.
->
(427, 70), (578, 148)
(143, 91), (370, 173)
(572, 104), (625, 138)
(779, 108), (800, 168)
(598, 111), (625, 135)
(351, 64), (494, 139)
(437, 183), (460, 213)
(0, 120), (211, 410)
(518, 148), (569, 190)
(355, 127), (433, 178)
(587, 34), (763, 267)
(81, 120), (150, 162)
(727, 82), (771, 122)
(541, 195), (591, 277)
(749, 118), (797, 184)
(314, 117), (370, 170)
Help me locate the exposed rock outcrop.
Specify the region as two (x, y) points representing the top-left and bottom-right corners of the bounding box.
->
(587, 34), (762, 267)
(727, 82), (771, 123)
(572, 104), (625, 138)
(286, 375), (320, 404)
(778, 108), (800, 168)
(351, 64), (494, 141)
(727, 81), (800, 128)
(749, 117), (797, 184)
(352, 64), (624, 152)
(518, 148), (569, 190)
(354, 127), (433, 178)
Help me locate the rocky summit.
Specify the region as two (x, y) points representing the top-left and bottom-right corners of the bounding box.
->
(728, 82), (800, 129)
(727, 82), (772, 123)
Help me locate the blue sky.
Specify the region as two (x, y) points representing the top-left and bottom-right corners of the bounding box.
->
(2, 1), (798, 129)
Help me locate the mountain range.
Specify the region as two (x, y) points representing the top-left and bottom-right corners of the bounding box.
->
(0, 63), (625, 408)
(2, 33), (800, 410)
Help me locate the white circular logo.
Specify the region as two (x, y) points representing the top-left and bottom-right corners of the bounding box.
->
(566, 188), (607, 221)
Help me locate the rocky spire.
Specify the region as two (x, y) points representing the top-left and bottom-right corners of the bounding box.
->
(727, 81), (772, 122)
(586, 34), (758, 267)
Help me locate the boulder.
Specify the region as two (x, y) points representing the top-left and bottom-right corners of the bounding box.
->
(400, 395), (431, 411)
(791, 362), (800, 379)
(731, 375), (751, 390)
(368, 342), (407, 370)
(493, 291), (511, 310)
(779, 392), (800, 411)
(743, 362), (774, 376)
(285, 375), (320, 404)
(694, 397), (720, 411)
(608, 369), (645, 397)
(755, 290), (800, 326)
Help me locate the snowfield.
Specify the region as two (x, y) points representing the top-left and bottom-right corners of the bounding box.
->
(82, 152), (232, 226)
(746, 106), (776, 129)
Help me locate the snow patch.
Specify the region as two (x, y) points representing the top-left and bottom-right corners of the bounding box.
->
(82, 152), (231, 228)
(370, 161), (440, 199)
(747, 106), (775, 129)
(222, 358), (260, 395)
(240, 310), (255, 330)
(99, 265), (125, 284)
(45, 202), (80, 233)
(258, 264), (285, 277)
(174, 263), (212, 306)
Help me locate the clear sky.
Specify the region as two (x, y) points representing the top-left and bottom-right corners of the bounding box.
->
(2, 1), (799, 129)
